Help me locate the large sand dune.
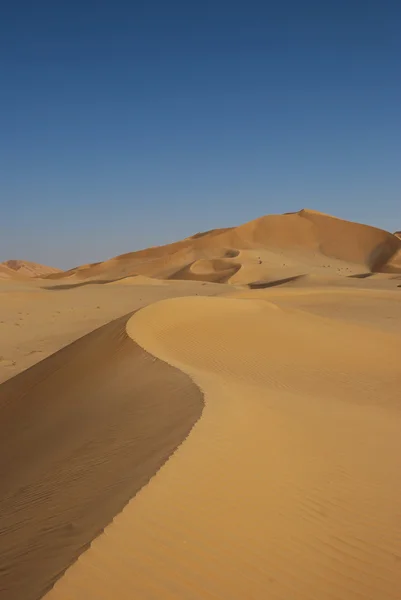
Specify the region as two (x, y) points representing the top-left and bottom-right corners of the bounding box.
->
(43, 210), (401, 286)
(40, 288), (401, 600)
(1, 210), (401, 600)
(0, 313), (204, 600)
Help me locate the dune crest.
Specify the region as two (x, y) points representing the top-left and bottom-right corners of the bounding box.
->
(1, 209), (401, 600)
(0, 312), (203, 600)
(44, 294), (401, 600)
(43, 210), (401, 285)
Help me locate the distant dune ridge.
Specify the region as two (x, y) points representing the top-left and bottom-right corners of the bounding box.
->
(0, 263), (17, 279)
(43, 209), (401, 286)
(0, 260), (62, 279)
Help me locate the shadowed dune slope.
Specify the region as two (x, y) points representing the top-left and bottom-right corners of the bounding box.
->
(46, 295), (401, 600)
(43, 210), (401, 284)
(0, 314), (203, 600)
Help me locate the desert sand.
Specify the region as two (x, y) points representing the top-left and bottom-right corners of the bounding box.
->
(0, 260), (62, 279)
(1, 210), (401, 600)
(42, 209), (401, 285)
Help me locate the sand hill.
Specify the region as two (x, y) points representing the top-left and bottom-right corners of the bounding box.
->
(0, 263), (19, 279)
(0, 209), (401, 600)
(1, 260), (62, 279)
(44, 209), (401, 287)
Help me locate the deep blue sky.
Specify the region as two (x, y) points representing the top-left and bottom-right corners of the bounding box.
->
(1, 1), (400, 268)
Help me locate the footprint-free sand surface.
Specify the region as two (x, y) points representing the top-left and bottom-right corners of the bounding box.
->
(0, 278), (225, 384)
(0, 314), (203, 600)
(43, 289), (401, 600)
(1, 209), (401, 600)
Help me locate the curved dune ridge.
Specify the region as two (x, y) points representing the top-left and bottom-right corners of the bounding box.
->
(0, 314), (203, 600)
(45, 295), (401, 600)
(43, 210), (401, 285)
(169, 258), (241, 283)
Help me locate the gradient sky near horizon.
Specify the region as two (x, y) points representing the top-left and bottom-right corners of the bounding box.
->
(1, 1), (400, 269)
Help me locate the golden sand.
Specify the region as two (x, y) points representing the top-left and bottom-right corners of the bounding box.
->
(44, 292), (401, 599)
(1, 209), (401, 600)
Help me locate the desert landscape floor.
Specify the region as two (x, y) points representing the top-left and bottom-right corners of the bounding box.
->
(1, 274), (401, 600)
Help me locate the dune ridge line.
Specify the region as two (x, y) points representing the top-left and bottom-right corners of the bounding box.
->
(0, 311), (204, 600)
(42, 294), (401, 600)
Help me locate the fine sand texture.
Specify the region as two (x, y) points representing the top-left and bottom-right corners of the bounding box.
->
(43, 290), (401, 600)
(0, 278), (230, 600)
(1, 210), (401, 600)
(0, 312), (203, 600)
(0, 278), (227, 383)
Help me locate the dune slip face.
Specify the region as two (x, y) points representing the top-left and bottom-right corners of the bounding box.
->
(45, 294), (401, 600)
(42, 210), (401, 286)
(0, 313), (203, 600)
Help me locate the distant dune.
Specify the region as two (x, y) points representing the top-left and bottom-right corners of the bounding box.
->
(43, 209), (401, 286)
(0, 264), (18, 279)
(1, 260), (62, 279)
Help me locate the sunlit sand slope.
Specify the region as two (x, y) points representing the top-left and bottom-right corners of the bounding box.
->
(44, 210), (401, 284)
(46, 295), (401, 600)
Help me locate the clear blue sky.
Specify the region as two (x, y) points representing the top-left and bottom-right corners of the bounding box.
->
(1, 1), (400, 268)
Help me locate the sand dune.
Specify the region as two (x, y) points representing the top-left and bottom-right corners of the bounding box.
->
(0, 263), (20, 279)
(169, 258), (241, 283)
(1, 260), (62, 278)
(381, 247), (401, 274)
(1, 210), (401, 600)
(40, 291), (401, 600)
(0, 278), (227, 384)
(42, 210), (401, 286)
(0, 313), (203, 600)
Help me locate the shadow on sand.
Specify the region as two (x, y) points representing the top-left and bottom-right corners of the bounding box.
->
(248, 274), (305, 289)
(43, 279), (128, 290)
(348, 273), (373, 279)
